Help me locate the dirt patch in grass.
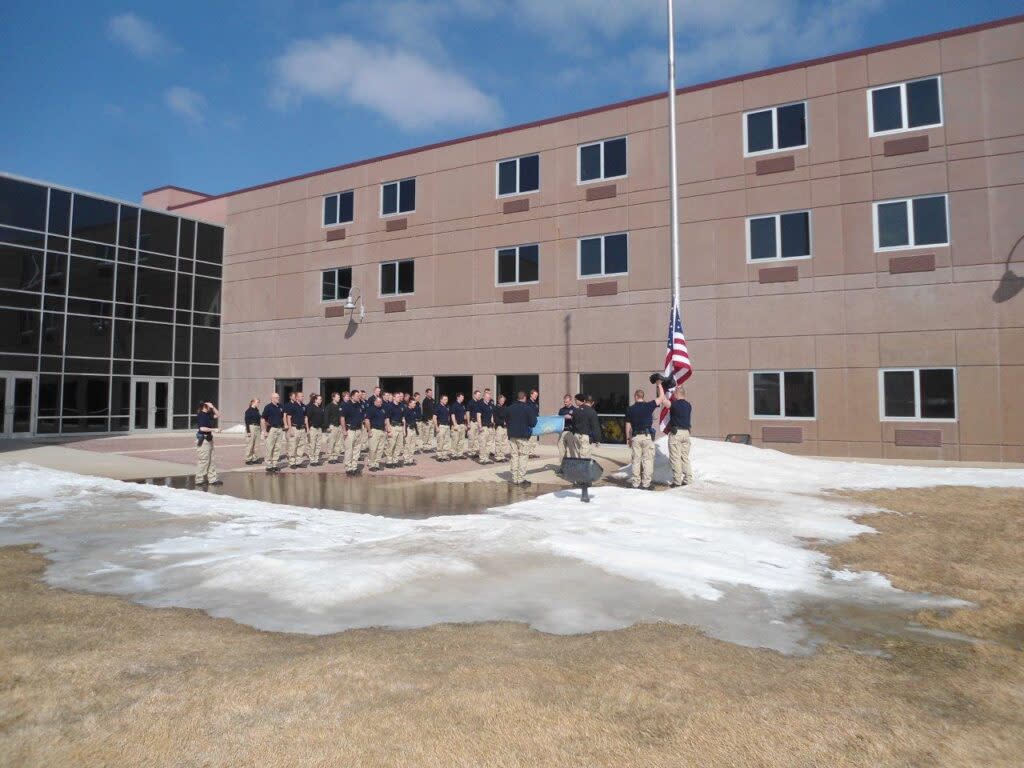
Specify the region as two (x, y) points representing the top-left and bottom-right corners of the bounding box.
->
(1, 486), (1022, 767)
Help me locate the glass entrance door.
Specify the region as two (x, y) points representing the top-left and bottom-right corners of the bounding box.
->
(131, 377), (172, 431)
(0, 373), (37, 437)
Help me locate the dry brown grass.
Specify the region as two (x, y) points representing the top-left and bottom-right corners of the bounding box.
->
(1, 486), (1023, 767)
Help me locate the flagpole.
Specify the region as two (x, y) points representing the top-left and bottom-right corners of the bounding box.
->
(666, 0), (681, 309)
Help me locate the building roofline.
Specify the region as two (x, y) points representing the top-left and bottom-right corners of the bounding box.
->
(141, 184), (211, 198)
(167, 12), (1024, 212)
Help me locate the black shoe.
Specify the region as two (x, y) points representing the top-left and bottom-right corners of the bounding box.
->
(195, 480), (208, 486)
(369, 467), (380, 472)
(327, 459), (338, 465)
(405, 461), (416, 466)
(208, 480), (224, 486)
(255, 458), (264, 464)
(518, 480), (532, 487)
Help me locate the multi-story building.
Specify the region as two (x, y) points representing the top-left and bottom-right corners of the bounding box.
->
(144, 15), (1024, 462)
(0, 174), (223, 437)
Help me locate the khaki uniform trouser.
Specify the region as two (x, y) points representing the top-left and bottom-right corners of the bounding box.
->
(436, 425), (452, 459)
(477, 426), (495, 462)
(418, 421), (435, 450)
(528, 434), (538, 456)
(510, 438), (530, 483)
(385, 426), (404, 464)
(558, 430), (577, 460)
(327, 424), (344, 461)
(577, 434), (592, 459)
(367, 428), (386, 468)
(264, 426), (283, 464)
(669, 429), (693, 484)
(244, 424), (260, 461)
(196, 439), (218, 482)
(403, 425), (418, 462)
(344, 429), (360, 471)
(468, 421), (480, 455)
(451, 424), (467, 457)
(493, 426), (509, 460)
(630, 433), (656, 488)
(308, 428), (325, 461)
(287, 427), (309, 466)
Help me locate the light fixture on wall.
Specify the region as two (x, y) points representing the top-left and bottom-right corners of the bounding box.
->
(343, 287), (365, 323)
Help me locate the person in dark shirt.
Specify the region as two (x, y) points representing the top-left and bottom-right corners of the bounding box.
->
(261, 392), (286, 472)
(450, 394), (468, 459)
(194, 401), (222, 486)
(572, 393), (601, 459)
(657, 380), (693, 487)
(325, 392), (343, 465)
(384, 392), (406, 468)
(506, 391), (538, 486)
(342, 393), (364, 475)
(420, 388), (436, 452)
(527, 388), (541, 457)
(433, 395), (452, 461)
(243, 399), (262, 465)
(403, 398), (420, 465)
(284, 393), (310, 470)
(556, 394), (576, 469)
(493, 394), (509, 461)
(466, 390), (483, 458)
(306, 394), (327, 466)
(364, 396), (388, 471)
(476, 391), (495, 464)
(625, 388), (659, 490)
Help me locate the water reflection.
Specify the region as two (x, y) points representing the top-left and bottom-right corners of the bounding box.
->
(133, 473), (558, 518)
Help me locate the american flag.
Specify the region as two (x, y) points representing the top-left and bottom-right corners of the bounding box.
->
(659, 301), (693, 432)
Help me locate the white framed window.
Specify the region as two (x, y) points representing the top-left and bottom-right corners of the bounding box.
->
(495, 244), (539, 286)
(322, 191), (354, 227)
(379, 259), (414, 296)
(578, 137), (627, 184)
(879, 368), (957, 421)
(750, 370), (816, 419)
(868, 76), (942, 136)
(746, 210), (812, 262)
(578, 233), (628, 278)
(872, 194), (949, 252)
(321, 267), (352, 302)
(743, 101), (808, 156)
(496, 154), (540, 197)
(380, 178), (415, 217)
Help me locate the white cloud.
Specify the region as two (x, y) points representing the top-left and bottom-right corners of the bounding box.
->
(270, 35), (502, 131)
(107, 13), (177, 60)
(165, 86), (206, 124)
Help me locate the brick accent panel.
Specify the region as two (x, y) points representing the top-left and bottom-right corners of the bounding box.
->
(385, 218), (407, 232)
(585, 184), (617, 201)
(883, 135), (929, 156)
(762, 426), (803, 443)
(325, 228), (346, 241)
(503, 198), (530, 214)
(384, 300), (406, 314)
(503, 289), (529, 303)
(755, 155), (795, 175)
(586, 281), (618, 297)
(889, 253), (935, 274)
(894, 429), (942, 447)
(324, 305), (345, 318)
(758, 265), (799, 283)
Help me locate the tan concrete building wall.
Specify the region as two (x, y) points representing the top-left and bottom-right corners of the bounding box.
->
(166, 18), (1024, 461)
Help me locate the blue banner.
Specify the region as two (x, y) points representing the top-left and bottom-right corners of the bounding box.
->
(532, 415), (564, 436)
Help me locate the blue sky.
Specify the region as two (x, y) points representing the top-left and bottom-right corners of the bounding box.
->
(1, 0), (1019, 202)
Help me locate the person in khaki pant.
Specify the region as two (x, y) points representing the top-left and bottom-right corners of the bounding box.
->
(306, 393), (327, 466)
(475, 391), (495, 464)
(284, 392), (309, 469)
(657, 381), (693, 487)
(573, 393), (601, 460)
(384, 393), (405, 468)
(364, 395), (388, 471)
(243, 399), (262, 464)
(466, 390), (482, 458)
(419, 388), (436, 451)
(325, 391), (344, 464)
(194, 401), (222, 486)
(433, 395), (452, 461)
(450, 393), (468, 459)
(403, 400), (420, 465)
(625, 388), (659, 490)
(492, 394), (509, 461)
(260, 393), (286, 472)
(527, 389), (540, 456)
(506, 391), (538, 486)
(341, 394), (363, 475)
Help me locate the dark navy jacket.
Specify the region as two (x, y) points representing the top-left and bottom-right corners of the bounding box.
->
(506, 400), (538, 440)
(477, 400), (494, 427)
(197, 411), (215, 442)
(450, 401), (466, 426)
(261, 402), (285, 429)
(386, 401), (405, 426)
(627, 401), (658, 434)
(341, 400), (362, 429)
(365, 403), (388, 430)
(669, 399), (692, 430)
(434, 403), (450, 426)
(244, 406), (261, 427)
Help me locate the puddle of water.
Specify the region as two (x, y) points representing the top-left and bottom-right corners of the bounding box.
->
(131, 473), (560, 518)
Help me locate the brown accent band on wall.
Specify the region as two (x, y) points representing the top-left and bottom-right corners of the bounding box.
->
(762, 426), (803, 443)
(894, 429), (942, 447)
(758, 265), (799, 283)
(384, 300), (406, 314)
(385, 218), (408, 232)
(324, 305), (345, 318)
(586, 281), (618, 297)
(755, 155), (795, 175)
(325, 228), (346, 242)
(883, 135), (929, 156)
(585, 184), (617, 201)
(889, 253), (935, 274)
(503, 289), (529, 303)
(503, 198), (530, 214)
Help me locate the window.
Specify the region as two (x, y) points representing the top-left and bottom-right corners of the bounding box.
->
(578, 233), (628, 278)
(323, 190), (354, 227)
(579, 372), (628, 443)
(578, 137), (627, 183)
(380, 259), (414, 296)
(496, 244), (539, 285)
(751, 371), (816, 419)
(381, 178), (415, 216)
(435, 375), (473, 402)
(873, 194), (948, 251)
(496, 374), (538, 403)
(321, 267), (352, 302)
(0, 176), (48, 231)
(744, 102), (807, 156)
(880, 368), (956, 420)
(747, 211), (811, 261)
(868, 76), (942, 136)
(497, 154), (540, 197)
